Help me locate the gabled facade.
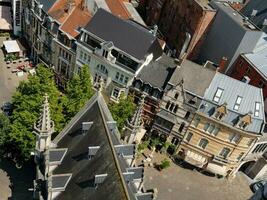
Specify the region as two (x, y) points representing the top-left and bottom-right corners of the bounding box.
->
(178, 73), (266, 177)
(75, 9), (163, 101)
(150, 59), (217, 149)
(130, 54), (176, 127)
(34, 93), (156, 200)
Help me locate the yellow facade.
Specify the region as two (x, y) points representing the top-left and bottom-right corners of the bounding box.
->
(178, 112), (258, 176)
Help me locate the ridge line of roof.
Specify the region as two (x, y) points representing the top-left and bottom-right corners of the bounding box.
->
(96, 94), (131, 200)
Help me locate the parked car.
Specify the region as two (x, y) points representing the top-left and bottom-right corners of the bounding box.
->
(250, 180), (267, 193)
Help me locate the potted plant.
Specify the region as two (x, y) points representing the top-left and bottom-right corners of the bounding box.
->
(158, 158), (171, 171)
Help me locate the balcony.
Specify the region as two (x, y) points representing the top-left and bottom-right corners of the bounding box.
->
(212, 155), (229, 165)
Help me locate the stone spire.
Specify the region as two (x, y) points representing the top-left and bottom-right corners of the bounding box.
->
(34, 94), (55, 154)
(124, 95), (145, 144)
(34, 94), (54, 135)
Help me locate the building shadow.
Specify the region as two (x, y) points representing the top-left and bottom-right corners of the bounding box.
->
(0, 158), (35, 200)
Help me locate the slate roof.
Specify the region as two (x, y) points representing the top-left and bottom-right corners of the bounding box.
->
(241, 0), (267, 33)
(51, 95), (128, 200)
(169, 59), (217, 96)
(84, 8), (162, 60)
(199, 73), (265, 134)
(38, 0), (57, 12)
(37, 93), (153, 200)
(136, 54), (176, 90)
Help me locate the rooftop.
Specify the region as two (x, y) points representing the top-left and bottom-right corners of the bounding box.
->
(105, 0), (131, 19)
(136, 54), (176, 90)
(211, 1), (261, 31)
(200, 73), (265, 133)
(38, 0), (57, 12)
(47, 0), (92, 38)
(84, 9), (162, 60)
(169, 60), (217, 97)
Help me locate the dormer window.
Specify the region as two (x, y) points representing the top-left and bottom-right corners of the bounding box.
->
(213, 88), (223, 103)
(233, 96), (242, 111)
(239, 121), (249, 129)
(237, 113), (252, 130)
(254, 102), (260, 117)
(214, 103), (227, 120)
(214, 111), (225, 120)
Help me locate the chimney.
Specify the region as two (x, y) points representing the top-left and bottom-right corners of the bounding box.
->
(179, 32), (191, 60)
(217, 57), (228, 73)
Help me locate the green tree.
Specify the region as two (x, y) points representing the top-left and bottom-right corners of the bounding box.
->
(0, 113), (10, 154)
(109, 95), (136, 132)
(65, 65), (94, 120)
(6, 64), (66, 162)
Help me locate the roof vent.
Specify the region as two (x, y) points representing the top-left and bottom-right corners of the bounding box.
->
(241, 76), (250, 84)
(251, 9), (258, 17)
(88, 146), (100, 160)
(82, 122), (93, 134)
(94, 174), (108, 188)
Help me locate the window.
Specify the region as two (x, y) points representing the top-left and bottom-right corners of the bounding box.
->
(247, 139), (254, 146)
(193, 118), (200, 127)
(178, 123), (185, 133)
(112, 88), (120, 99)
(115, 72), (119, 80)
(174, 93), (179, 99)
(254, 102), (260, 117)
(233, 96), (242, 111)
(228, 133), (240, 144)
(219, 148), (231, 159)
(144, 85), (150, 94)
(245, 67), (251, 74)
(152, 90), (160, 99)
(237, 152), (244, 161)
(184, 111), (190, 119)
(185, 132), (193, 143)
(119, 74), (124, 82)
(213, 88), (223, 103)
(124, 77), (129, 85)
(203, 123), (210, 131)
(198, 139), (209, 149)
(207, 124), (215, 134)
(169, 103), (174, 111)
(214, 111), (225, 120)
(165, 101), (170, 110)
(173, 105), (178, 113)
(213, 127), (220, 136)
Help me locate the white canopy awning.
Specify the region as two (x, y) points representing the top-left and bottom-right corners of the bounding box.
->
(3, 40), (21, 53)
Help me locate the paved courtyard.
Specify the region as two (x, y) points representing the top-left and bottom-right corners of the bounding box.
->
(139, 151), (252, 200)
(0, 36), (28, 104)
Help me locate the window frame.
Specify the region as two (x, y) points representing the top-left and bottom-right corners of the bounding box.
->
(198, 138), (209, 150)
(213, 88), (223, 103)
(233, 96), (242, 111)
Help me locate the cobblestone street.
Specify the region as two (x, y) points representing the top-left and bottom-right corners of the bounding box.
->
(139, 151), (252, 200)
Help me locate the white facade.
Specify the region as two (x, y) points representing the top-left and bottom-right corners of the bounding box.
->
(75, 30), (154, 101)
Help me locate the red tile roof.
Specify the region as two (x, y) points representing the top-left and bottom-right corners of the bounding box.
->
(60, 5), (92, 38)
(105, 0), (131, 19)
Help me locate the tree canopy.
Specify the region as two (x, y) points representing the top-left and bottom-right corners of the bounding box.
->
(1, 64), (94, 163)
(65, 65), (94, 120)
(109, 95), (136, 132)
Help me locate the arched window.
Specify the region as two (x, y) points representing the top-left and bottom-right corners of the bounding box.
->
(174, 93), (179, 99)
(198, 138), (209, 149)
